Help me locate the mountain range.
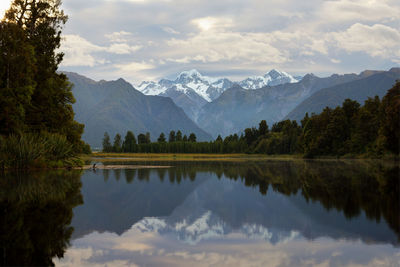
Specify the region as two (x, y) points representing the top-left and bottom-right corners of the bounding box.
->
(285, 68), (400, 121)
(196, 69), (399, 137)
(65, 67), (400, 145)
(71, 167), (397, 245)
(137, 69), (301, 120)
(66, 72), (212, 148)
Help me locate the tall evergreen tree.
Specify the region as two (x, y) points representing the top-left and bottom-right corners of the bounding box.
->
(258, 120), (268, 136)
(102, 132), (112, 152)
(169, 131), (176, 143)
(137, 134), (147, 144)
(157, 132), (166, 143)
(4, 0), (84, 148)
(379, 81), (400, 154)
(0, 21), (35, 135)
(122, 131), (136, 152)
(113, 133), (122, 152)
(145, 132), (151, 144)
(188, 133), (197, 142)
(176, 130), (182, 142)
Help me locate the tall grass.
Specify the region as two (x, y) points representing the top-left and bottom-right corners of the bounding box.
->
(0, 132), (80, 169)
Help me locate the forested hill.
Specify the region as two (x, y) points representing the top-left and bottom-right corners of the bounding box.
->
(196, 70), (371, 137)
(66, 72), (212, 147)
(286, 68), (400, 121)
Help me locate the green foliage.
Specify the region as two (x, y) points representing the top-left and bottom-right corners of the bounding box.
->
(137, 133), (148, 144)
(0, 132), (81, 169)
(258, 120), (268, 136)
(299, 82), (400, 158)
(379, 81), (400, 154)
(41, 132), (75, 161)
(0, 21), (36, 136)
(80, 142), (92, 154)
(169, 131), (176, 143)
(0, 134), (45, 169)
(123, 131), (137, 152)
(188, 133), (197, 142)
(157, 132), (166, 143)
(113, 133), (122, 152)
(0, 0), (86, 168)
(102, 132), (112, 152)
(176, 130), (182, 142)
(99, 82), (399, 157)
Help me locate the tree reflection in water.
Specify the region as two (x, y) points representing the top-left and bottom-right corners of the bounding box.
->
(0, 170), (83, 266)
(102, 160), (399, 241)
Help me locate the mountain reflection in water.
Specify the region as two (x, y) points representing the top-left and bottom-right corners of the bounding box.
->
(1, 160), (399, 266)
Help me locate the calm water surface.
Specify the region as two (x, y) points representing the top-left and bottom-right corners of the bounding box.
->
(1, 160), (399, 266)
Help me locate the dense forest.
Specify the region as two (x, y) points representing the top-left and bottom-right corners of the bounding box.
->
(103, 81), (399, 158)
(0, 0), (89, 169)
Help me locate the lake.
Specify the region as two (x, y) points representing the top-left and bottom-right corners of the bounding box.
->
(1, 160), (399, 266)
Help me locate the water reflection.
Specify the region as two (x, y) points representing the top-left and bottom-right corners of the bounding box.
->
(57, 160), (400, 266)
(0, 170), (83, 266)
(1, 160), (399, 266)
(74, 160), (399, 244)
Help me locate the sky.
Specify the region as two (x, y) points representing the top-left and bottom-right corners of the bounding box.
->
(1, 0), (400, 85)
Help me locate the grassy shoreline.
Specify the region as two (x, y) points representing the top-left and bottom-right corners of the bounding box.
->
(85, 152), (399, 163)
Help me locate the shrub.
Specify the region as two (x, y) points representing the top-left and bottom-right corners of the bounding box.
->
(0, 132), (81, 169)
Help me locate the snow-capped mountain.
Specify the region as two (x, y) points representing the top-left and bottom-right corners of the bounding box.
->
(137, 69), (301, 103)
(238, 69), (300, 89)
(136, 69), (301, 122)
(131, 211), (299, 245)
(138, 69), (233, 102)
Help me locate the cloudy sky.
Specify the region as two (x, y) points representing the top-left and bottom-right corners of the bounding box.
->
(1, 0), (400, 85)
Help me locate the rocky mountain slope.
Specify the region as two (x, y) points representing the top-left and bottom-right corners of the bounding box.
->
(137, 69), (300, 121)
(196, 71), (368, 137)
(285, 68), (400, 121)
(66, 72), (212, 147)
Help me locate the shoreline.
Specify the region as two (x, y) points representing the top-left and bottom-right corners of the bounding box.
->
(86, 152), (399, 163)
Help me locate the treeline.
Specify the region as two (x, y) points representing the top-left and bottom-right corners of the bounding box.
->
(97, 160), (399, 239)
(102, 81), (399, 158)
(102, 130), (206, 153)
(0, 1), (89, 169)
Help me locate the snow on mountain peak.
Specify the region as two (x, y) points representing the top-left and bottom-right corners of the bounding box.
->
(137, 68), (301, 102)
(129, 210), (300, 245)
(178, 69), (203, 79)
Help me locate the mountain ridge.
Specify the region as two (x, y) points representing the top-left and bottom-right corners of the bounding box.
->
(137, 68), (301, 121)
(65, 72), (212, 147)
(285, 68), (400, 121)
(196, 70), (368, 137)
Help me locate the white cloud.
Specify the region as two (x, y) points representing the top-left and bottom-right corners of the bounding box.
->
(167, 30), (289, 64)
(56, 227), (400, 267)
(60, 0), (400, 79)
(162, 27), (180, 35)
(320, 0), (400, 23)
(105, 31), (133, 43)
(192, 17), (234, 32)
(108, 43), (142, 54)
(61, 34), (142, 67)
(331, 23), (400, 60)
(112, 61), (157, 82)
(61, 35), (106, 67)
